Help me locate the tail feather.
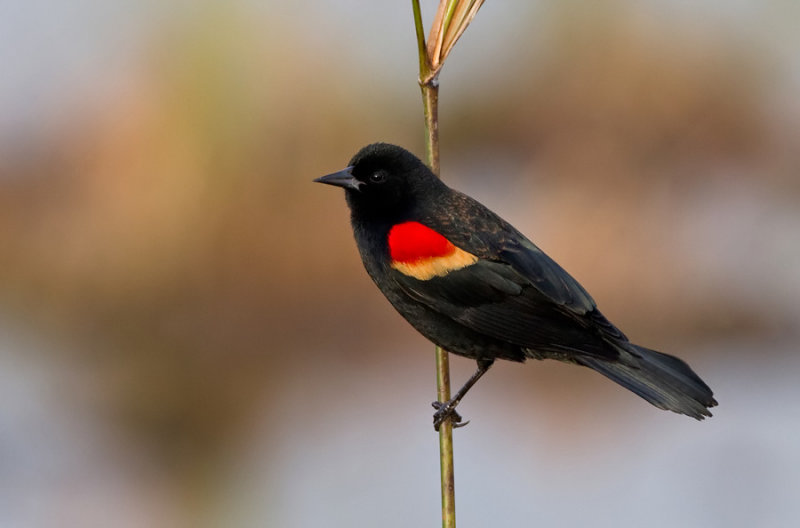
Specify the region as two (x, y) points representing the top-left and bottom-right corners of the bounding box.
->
(577, 345), (717, 420)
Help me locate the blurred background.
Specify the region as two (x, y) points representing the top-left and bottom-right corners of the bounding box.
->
(1, 1), (798, 526)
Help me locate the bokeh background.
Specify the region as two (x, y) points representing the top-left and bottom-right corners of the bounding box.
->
(1, 1), (799, 527)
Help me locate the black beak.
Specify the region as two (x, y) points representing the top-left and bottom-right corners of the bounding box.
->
(314, 167), (361, 191)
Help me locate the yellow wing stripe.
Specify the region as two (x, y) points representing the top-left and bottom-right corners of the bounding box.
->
(390, 246), (478, 280)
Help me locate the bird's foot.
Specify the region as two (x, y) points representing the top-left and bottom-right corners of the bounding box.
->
(432, 400), (469, 431)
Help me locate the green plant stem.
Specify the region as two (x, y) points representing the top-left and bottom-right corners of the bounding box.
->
(434, 345), (456, 528)
(420, 80), (440, 175)
(412, 2), (455, 528)
(412, 0), (428, 77)
(426, 86), (456, 528)
(441, 0), (461, 40)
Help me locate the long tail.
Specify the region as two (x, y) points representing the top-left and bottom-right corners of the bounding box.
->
(577, 345), (717, 419)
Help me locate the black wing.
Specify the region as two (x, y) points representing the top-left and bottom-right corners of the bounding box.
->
(390, 258), (620, 361)
(496, 236), (596, 315)
(419, 190), (597, 316)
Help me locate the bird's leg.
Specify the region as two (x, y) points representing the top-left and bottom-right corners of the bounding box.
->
(432, 359), (494, 431)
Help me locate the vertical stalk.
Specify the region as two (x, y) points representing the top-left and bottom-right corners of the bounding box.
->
(420, 82), (441, 175)
(434, 347), (456, 528)
(412, 3), (455, 528)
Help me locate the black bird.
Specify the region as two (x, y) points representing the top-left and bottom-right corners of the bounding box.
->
(315, 143), (717, 430)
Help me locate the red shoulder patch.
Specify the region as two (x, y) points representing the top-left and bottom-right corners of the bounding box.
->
(388, 222), (455, 263)
(388, 221), (479, 280)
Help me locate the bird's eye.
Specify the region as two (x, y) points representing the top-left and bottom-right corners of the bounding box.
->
(369, 171), (387, 184)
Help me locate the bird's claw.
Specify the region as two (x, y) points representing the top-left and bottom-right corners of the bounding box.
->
(432, 400), (469, 431)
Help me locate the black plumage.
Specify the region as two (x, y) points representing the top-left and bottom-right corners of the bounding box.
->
(315, 143), (717, 428)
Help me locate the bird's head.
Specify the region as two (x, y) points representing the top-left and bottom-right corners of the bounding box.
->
(315, 143), (441, 221)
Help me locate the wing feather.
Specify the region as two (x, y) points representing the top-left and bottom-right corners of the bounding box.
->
(418, 190), (596, 315)
(391, 259), (618, 360)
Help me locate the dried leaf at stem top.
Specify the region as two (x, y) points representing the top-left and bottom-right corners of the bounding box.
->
(423, 0), (485, 82)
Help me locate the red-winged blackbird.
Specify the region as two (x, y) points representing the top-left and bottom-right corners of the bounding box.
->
(316, 143), (717, 430)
